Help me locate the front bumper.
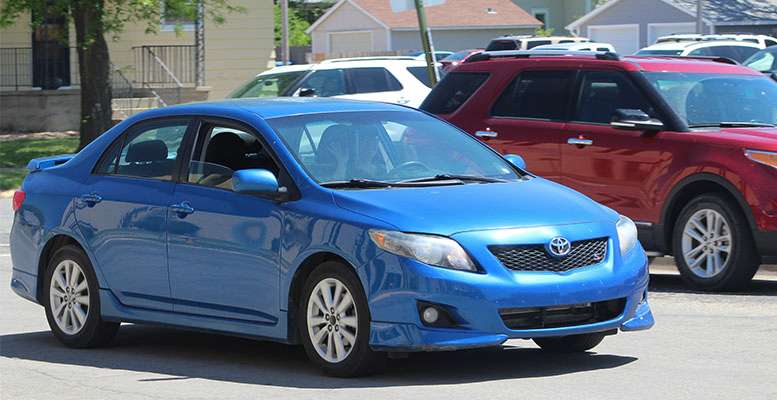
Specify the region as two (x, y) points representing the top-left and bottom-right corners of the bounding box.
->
(362, 223), (653, 352)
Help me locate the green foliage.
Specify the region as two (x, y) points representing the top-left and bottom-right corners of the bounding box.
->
(275, 2), (311, 46)
(0, 136), (79, 190)
(534, 27), (555, 37)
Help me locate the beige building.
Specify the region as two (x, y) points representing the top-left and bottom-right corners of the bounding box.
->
(1, 0), (275, 131)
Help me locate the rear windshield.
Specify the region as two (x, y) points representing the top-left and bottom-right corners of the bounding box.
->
(486, 40), (517, 51)
(407, 66), (444, 88)
(420, 72), (489, 114)
(635, 49), (683, 56)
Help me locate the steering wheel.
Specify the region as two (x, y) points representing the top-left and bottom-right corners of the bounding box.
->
(388, 161), (433, 179)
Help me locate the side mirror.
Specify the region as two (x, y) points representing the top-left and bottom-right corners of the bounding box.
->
(298, 88), (317, 97)
(611, 109), (665, 131)
(504, 154), (527, 170)
(232, 169), (285, 197)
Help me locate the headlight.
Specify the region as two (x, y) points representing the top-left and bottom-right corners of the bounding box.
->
(616, 216), (638, 256)
(745, 149), (777, 169)
(368, 230), (477, 272)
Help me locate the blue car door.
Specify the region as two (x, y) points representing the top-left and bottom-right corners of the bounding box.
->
(166, 118), (285, 327)
(75, 118), (194, 311)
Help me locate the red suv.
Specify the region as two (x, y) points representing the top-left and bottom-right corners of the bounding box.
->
(422, 51), (777, 291)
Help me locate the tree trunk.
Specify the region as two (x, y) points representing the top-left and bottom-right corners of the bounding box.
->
(72, 1), (112, 149)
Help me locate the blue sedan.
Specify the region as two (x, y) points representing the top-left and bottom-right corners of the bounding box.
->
(9, 98), (653, 376)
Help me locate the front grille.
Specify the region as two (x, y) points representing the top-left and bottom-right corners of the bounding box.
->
(489, 237), (607, 272)
(499, 298), (626, 330)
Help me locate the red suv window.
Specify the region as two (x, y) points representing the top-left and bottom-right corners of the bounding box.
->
(491, 70), (574, 120)
(421, 72), (489, 114)
(573, 71), (655, 124)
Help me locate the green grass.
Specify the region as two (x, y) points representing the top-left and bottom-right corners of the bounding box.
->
(0, 136), (79, 190)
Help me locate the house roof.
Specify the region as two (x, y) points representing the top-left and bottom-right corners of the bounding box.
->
(568, 0), (777, 30)
(308, 0), (542, 33)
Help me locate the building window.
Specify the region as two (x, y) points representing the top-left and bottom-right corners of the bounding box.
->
(161, 0), (196, 31)
(531, 8), (549, 28)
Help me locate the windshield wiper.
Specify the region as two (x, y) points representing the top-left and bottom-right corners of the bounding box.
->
(320, 178), (464, 189)
(400, 174), (507, 184)
(689, 122), (776, 128)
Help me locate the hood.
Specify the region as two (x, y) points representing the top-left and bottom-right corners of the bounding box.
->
(331, 178), (618, 236)
(701, 127), (777, 148)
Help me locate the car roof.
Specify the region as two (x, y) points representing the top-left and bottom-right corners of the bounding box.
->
(641, 40), (762, 51)
(257, 64), (313, 76)
(132, 97), (413, 121)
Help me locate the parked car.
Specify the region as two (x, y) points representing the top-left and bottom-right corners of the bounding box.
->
(531, 42), (616, 53)
(229, 57), (439, 107)
(486, 35), (590, 51)
(407, 50), (454, 61)
(635, 40), (763, 63)
(440, 49), (483, 71)
(10, 98), (654, 377)
(656, 33), (777, 48)
(744, 46), (777, 74)
(422, 50), (777, 291)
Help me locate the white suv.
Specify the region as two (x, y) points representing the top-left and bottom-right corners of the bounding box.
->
(228, 57), (440, 108)
(656, 33), (777, 48)
(635, 40), (763, 63)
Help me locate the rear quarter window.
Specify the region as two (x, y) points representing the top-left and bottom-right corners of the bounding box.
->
(420, 72), (489, 114)
(486, 40), (517, 51)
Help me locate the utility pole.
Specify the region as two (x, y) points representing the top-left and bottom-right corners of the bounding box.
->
(414, 0), (439, 86)
(281, 0), (290, 65)
(194, 0), (205, 86)
(696, 0), (704, 34)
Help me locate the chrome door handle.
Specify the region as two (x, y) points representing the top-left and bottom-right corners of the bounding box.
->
(170, 201), (194, 216)
(567, 137), (593, 146)
(475, 130), (498, 138)
(79, 193), (102, 207)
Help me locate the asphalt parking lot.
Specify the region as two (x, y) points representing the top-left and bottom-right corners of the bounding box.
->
(1, 198), (776, 400)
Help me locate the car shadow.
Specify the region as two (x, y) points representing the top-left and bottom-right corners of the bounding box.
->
(0, 325), (636, 388)
(649, 273), (777, 296)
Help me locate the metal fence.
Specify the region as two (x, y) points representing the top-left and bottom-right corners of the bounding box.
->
(0, 47), (81, 90)
(132, 45), (196, 87)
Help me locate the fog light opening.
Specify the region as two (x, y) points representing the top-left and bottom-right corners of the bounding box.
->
(417, 301), (460, 328)
(422, 307), (439, 324)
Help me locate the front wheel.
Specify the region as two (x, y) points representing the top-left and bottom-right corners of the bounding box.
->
(672, 194), (759, 291)
(533, 333), (605, 353)
(298, 261), (385, 377)
(43, 245), (119, 348)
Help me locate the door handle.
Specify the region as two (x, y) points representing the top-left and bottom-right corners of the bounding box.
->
(79, 193), (102, 207)
(170, 201), (195, 216)
(475, 130), (498, 138)
(567, 137), (593, 146)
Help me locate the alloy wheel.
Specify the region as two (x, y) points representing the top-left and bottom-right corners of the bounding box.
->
(49, 259), (90, 335)
(681, 209), (732, 278)
(306, 277), (358, 363)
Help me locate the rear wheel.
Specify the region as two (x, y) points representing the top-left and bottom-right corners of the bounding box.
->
(533, 333), (605, 353)
(43, 245), (119, 348)
(672, 194), (759, 291)
(298, 261), (385, 377)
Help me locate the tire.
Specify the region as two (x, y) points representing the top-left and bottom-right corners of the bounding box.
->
(43, 244), (120, 348)
(298, 261), (385, 377)
(672, 193), (759, 291)
(533, 333), (605, 353)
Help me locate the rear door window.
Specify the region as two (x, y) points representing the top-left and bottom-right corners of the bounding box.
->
(347, 67), (402, 93)
(97, 121), (190, 180)
(491, 70), (574, 120)
(297, 69), (347, 97)
(420, 72), (489, 114)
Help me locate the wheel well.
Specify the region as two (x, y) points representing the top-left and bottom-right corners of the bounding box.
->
(37, 235), (84, 303)
(663, 180), (750, 254)
(286, 252), (352, 344)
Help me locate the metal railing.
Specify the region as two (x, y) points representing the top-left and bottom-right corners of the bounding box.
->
(132, 45), (195, 87)
(0, 47), (80, 90)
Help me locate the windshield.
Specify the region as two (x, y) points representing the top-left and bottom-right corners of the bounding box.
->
(229, 70), (307, 98)
(635, 49), (683, 56)
(645, 72), (777, 127)
(744, 48), (777, 73)
(267, 111), (519, 185)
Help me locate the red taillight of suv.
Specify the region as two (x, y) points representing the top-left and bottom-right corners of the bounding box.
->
(12, 190), (25, 211)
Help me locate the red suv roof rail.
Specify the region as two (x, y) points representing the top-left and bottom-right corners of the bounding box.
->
(631, 55), (740, 65)
(465, 50), (620, 63)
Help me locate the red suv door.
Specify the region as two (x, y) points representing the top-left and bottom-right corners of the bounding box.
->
(481, 70), (576, 180)
(560, 69), (669, 224)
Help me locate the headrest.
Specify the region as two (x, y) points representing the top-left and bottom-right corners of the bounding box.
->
(125, 140), (168, 163)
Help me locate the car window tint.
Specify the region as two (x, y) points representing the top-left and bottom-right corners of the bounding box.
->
(526, 40), (552, 49)
(486, 40), (517, 51)
(766, 39), (777, 47)
(187, 125), (280, 190)
(111, 123), (189, 180)
(689, 45), (758, 62)
(491, 70), (574, 120)
(231, 71), (306, 98)
(407, 66), (444, 88)
(347, 68), (402, 94)
(420, 72), (489, 114)
(574, 71), (655, 124)
(298, 69), (346, 97)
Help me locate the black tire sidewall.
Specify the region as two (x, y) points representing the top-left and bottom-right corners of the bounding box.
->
(672, 194), (758, 291)
(43, 245), (112, 348)
(297, 261), (380, 377)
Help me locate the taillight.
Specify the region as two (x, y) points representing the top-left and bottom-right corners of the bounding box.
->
(12, 190), (25, 211)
